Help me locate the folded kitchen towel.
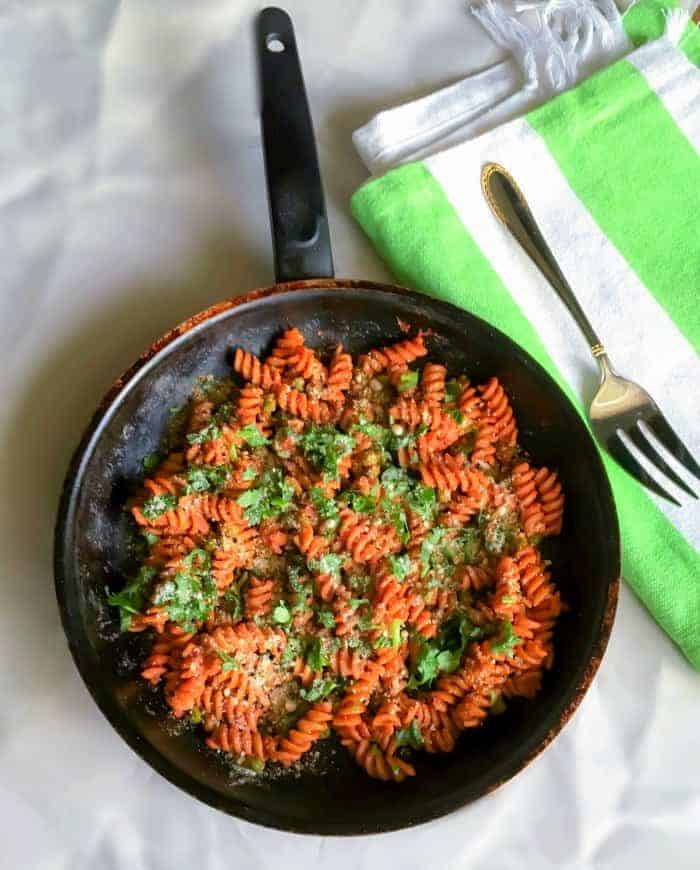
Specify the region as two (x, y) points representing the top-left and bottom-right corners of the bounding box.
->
(351, 0), (700, 668)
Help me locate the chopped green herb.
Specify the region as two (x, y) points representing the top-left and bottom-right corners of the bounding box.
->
(444, 380), (461, 403)
(107, 566), (157, 631)
(490, 620), (522, 657)
(419, 527), (446, 577)
(394, 719), (424, 751)
(152, 549), (217, 631)
(398, 370), (419, 392)
(299, 677), (343, 702)
(237, 424), (268, 447)
(382, 498), (409, 545)
(272, 601), (292, 625)
(237, 469), (294, 525)
(305, 637), (331, 671)
(141, 531), (159, 547)
(501, 595), (517, 605)
(455, 527), (481, 564)
(216, 650), (239, 672)
(390, 618), (403, 648)
(407, 613), (483, 688)
(141, 493), (178, 519)
(317, 610), (336, 629)
(241, 466), (258, 481)
(184, 464), (231, 494)
(381, 466), (413, 497)
(142, 452), (161, 472)
(309, 553), (343, 578)
(388, 553), (412, 581)
(189, 707), (203, 725)
(406, 483), (438, 522)
(352, 419), (392, 446)
(447, 409), (465, 425)
(349, 598), (370, 611)
(310, 487), (339, 520)
(221, 586), (243, 620)
(357, 611), (375, 632)
(299, 425), (354, 479)
(372, 635), (391, 649)
(343, 491), (377, 513)
(186, 422), (221, 444)
(281, 636), (302, 667)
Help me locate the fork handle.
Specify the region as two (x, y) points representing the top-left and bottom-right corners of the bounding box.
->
(481, 163), (607, 361)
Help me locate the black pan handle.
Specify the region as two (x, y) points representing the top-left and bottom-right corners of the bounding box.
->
(257, 7), (334, 283)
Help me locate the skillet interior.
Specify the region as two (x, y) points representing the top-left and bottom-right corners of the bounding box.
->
(55, 281), (619, 835)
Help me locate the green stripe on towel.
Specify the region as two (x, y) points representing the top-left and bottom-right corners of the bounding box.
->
(527, 60), (700, 354)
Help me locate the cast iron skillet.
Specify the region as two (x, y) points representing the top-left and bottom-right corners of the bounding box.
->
(54, 7), (620, 835)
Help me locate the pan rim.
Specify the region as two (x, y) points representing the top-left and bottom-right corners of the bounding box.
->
(54, 278), (620, 835)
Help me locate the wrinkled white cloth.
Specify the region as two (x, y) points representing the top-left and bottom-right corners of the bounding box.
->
(354, 0), (632, 174)
(1, 2), (699, 869)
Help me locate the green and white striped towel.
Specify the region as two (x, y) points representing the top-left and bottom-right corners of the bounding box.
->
(351, 1), (700, 668)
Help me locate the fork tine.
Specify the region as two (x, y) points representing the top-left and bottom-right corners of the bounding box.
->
(606, 433), (682, 507)
(627, 426), (697, 499)
(644, 412), (700, 482)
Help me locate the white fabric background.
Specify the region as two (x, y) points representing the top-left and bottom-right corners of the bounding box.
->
(1, 2), (698, 868)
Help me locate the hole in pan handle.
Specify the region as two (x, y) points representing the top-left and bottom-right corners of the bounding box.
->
(257, 7), (335, 284)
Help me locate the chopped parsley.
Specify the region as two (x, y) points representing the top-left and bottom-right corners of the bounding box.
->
(349, 597), (370, 611)
(394, 719), (424, 751)
(299, 425), (354, 479)
(107, 566), (157, 630)
(216, 650), (239, 672)
(490, 620), (522, 657)
(281, 636), (302, 667)
(152, 548), (217, 631)
(382, 498), (410, 545)
(419, 527), (446, 577)
(309, 553), (343, 578)
(141, 493), (178, 519)
(272, 601), (292, 625)
(444, 380), (461, 403)
(390, 618), (403, 647)
(406, 483), (438, 522)
(310, 487), (339, 520)
(381, 466), (413, 497)
(447, 409), (465, 425)
(407, 613), (483, 688)
(184, 464), (231, 494)
(388, 553), (412, 581)
(305, 636), (333, 671)
(142, 452), (161, 472)
(237, 469), (294, 525)
(241, 466), (258, 481)
(397, 370), (419, 392)
(317, 609), (336, 629)
(186, 421), (222, 444)
(352, 419), (391, 446)
(299, 677), (343, 702)
(342, 490), (377, 513)
(237, 424), (268, 448)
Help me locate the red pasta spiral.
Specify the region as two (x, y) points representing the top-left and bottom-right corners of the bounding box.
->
(359, 333), (427, 374)
(512, 463), (546, 537)
(232, 348), (281, 390)
(479, 377), (517, 446)
(236, 385), (263, 426)
(245, 577), (275, 618)
(271, 701), (333, 767)
(534, 467), (564, 535)
(420, 363), (446, 405)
